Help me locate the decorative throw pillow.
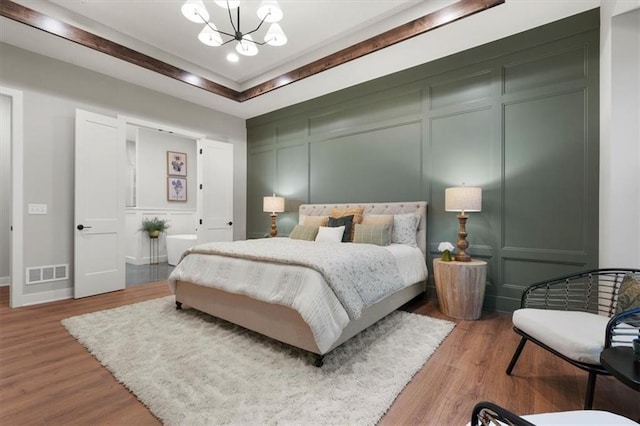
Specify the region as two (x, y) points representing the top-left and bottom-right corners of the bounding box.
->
(331, 207), (365, 241)
(362, 214), (394, 227)
(353, 224), (393, 246)
(328, 215), (354, 243)
(303, 216), (329, 227)
(315, 226), (345, 242)
(392, 213), (421, 247)
(616, 273), (640, 314)
(289, 225), (319, 241)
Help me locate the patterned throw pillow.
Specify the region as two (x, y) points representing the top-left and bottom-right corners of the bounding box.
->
(392, 213), (421, 247)
(289, 225), (319, 241)
(616, 273), (640, 314)
(328, 215), (354, 243)
(353, 224), (393, 246)
(331, 207), (365, 241)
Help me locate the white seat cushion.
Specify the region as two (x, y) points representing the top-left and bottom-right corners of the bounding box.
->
(524, 410), (640, 425)
(467, 410), (640, 426)
(512, 309), (610, 365)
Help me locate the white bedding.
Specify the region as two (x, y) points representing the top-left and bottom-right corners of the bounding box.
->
(168, 239), (427, 353)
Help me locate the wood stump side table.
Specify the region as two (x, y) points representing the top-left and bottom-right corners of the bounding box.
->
(433, 259), (487, 320)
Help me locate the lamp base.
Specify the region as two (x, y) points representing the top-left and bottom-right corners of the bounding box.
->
(270, 213), (278, 237)
(455, 214), (471, 262)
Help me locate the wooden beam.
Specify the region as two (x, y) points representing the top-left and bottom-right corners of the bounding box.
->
(240, 0), (505, 101)
(0, 0), (504, 103)
(0, 0), (240, 101)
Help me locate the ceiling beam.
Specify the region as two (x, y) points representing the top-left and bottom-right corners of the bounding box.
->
(240, 0), (504, 101)
(1, 0), (504, 104)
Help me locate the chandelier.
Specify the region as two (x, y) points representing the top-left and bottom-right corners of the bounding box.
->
(181, 0), (287, 58)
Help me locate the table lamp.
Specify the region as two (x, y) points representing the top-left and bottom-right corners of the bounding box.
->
(263, 194), (285, 237)
(445, 186), (482, 262)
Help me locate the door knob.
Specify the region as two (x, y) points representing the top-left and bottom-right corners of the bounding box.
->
(77, 224), (92, 230)
(227, 221), (233, 226)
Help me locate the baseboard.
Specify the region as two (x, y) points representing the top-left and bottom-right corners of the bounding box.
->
(0, 276), (9, 287)
(20, 287), (73, 307)
(126, 256), (168, 266)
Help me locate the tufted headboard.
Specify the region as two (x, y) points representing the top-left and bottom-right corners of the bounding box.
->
(298, 201), (428, 257)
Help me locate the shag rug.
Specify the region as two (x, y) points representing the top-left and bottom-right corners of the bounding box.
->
(62, 296), (454, 426)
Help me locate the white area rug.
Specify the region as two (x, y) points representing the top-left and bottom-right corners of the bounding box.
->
(62, 296), (454, 426)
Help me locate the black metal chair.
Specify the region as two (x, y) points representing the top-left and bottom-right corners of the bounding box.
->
(471, 401), (535, 426)
(505, 268), (640, 409)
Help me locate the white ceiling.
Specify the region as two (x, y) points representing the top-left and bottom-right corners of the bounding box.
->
(0, 0), (600, 119)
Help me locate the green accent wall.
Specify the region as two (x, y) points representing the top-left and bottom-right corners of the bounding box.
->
(246, 10), (600, 312)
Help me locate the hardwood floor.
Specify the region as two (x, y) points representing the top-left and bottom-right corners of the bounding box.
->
(1, 284), (638, 425)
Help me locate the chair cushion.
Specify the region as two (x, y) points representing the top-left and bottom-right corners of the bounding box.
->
(466, 410), (639, 426)
(512, 309), (610, 365)
(523, 410), (640, 425)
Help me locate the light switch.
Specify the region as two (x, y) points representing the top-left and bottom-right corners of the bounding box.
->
(28, 204), (48, 215)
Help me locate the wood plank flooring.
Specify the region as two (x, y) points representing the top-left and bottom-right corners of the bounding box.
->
(1, 284), (638, 425)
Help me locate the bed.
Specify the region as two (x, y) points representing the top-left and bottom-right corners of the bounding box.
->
(168, 201), (428, 366)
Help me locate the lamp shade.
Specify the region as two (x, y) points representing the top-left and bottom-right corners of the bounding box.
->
(263, 194), (285, 214)
(265, 23), (287, 46)
(236, 35), (259, 56)
(257, 0), (283, 23)
(445, 187), (482, 213)
(198, 23), (223, 46)
(181, 0), (209, 23)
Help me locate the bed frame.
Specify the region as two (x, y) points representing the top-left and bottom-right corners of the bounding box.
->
(174, 201), (428, 366)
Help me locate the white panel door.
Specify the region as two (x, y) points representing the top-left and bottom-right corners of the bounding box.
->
(197, 139), (233, 243)
(74, 109), (125, 298)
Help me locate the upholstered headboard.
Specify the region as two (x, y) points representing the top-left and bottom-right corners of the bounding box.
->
(298, 202), (428, 257)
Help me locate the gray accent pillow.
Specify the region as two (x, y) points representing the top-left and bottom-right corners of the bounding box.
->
(392, 213), (420, 247)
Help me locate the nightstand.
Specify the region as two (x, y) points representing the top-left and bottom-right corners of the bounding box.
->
(433, 258), (487, 320)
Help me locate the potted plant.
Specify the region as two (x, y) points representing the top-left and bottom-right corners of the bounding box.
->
(140, 217), (169, 238)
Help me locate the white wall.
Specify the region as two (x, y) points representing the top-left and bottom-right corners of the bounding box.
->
(600, 1), (640, 268)
(0, 95), (10, 283)
(0, 43), (247, 305)
(136, 127), (198, 210)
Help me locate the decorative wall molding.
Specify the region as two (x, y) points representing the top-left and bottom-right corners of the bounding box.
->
(0, 0), (504, 102)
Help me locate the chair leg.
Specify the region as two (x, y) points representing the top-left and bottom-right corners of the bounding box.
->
(506, 336), (527, 375)
(584, 372), (597, 410)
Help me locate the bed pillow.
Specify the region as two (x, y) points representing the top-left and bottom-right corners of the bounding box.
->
(331, 207), (364, 241)
(328, 215), (354, 243)
(303, 215), (329, 227)
(392, 213), (421, 247)
(289, 225), (319, 241)
(353, 224), (393, 246)
(315, 226), (345, 242)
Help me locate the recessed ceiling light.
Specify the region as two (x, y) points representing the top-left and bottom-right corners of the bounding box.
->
(227, 53), (239, 63)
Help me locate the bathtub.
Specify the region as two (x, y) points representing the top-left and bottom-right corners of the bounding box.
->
(166, 234), (197, 266)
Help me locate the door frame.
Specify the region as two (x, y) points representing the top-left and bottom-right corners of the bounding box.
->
(1, 86), (24, 308)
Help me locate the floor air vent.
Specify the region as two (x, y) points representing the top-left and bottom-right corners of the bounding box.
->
(26, 264), (69, 285)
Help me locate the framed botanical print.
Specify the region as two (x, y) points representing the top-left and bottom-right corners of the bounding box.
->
(167, 177), (187, 201)
(167, 151), (187, 176)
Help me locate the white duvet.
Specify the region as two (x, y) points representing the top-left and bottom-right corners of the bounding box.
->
(168, 238), (427, 353)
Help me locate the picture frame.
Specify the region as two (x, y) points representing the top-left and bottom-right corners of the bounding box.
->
(167, 151), (187, 176)
(167, 177), (187, 202)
